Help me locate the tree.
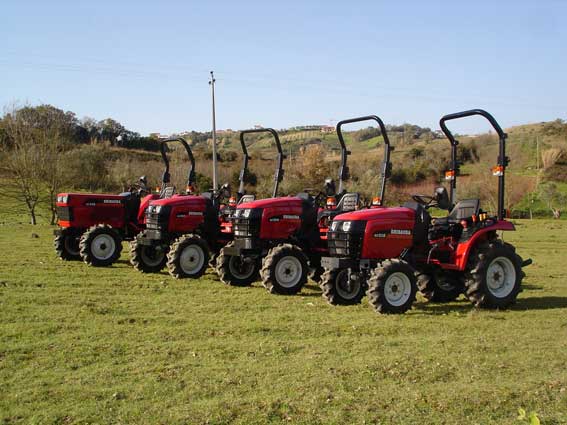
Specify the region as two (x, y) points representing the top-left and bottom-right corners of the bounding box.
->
(540, 183), (567, 219)
(0, 105), (78, 224)
(0, 108), (46, 224)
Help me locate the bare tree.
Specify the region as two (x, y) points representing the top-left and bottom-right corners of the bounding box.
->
(0, 109), (45, 224)
(0, 105), (72, 224)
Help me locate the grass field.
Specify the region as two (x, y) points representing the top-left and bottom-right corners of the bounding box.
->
(1, 216), (567, 424)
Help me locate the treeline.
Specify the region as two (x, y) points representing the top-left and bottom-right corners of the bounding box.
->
(351, 124), (440, 143)
(0, 105), (162, 152)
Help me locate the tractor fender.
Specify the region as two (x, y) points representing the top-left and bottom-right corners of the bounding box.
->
(454, 220), (515, 270)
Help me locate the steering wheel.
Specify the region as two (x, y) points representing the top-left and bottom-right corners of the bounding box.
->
(411, 194), (436, 208)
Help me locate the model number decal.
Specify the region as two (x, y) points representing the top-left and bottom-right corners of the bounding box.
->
(373, 229), (412, 238)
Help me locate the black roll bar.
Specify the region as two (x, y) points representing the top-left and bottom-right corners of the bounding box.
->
(239, 128), (285, 198)
(336, 115), (392, 206)
(159, 137), (196, 190)
(439, 109), (508, 220)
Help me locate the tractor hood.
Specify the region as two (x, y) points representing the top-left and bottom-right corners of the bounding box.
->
(333, 206), (415, 222)
(56, 192), (126, 207)
(237, 196), (304, 210)
(149, 194), (207, 207)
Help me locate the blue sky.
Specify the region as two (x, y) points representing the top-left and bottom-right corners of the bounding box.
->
(1, 0), (566, 135)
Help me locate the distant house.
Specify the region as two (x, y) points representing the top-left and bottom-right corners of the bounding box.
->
(149, 132), (169, 140)
(254, 124), (263, 129)
(320, 125), (334, 134)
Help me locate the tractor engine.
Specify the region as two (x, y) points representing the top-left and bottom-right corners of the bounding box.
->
(326, 207), (418, 266)
(139, 195), (216, 244)
(227, 197), (313, 255)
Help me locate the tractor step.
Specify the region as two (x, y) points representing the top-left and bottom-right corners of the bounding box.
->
(522, 258), (533, 267)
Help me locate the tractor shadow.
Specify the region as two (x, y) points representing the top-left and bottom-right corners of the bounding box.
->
(512, 296), (567, 311)
(414, 295), (567, 315)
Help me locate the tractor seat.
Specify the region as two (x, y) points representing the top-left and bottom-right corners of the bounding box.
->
(318, 192), (360, 222)
(160, 186), (175, 199)
(429, 199), (480, 240)
(238, 194), (256, 205)
(435, 199), (480, 225)
(296, 192), (315, 206)
(336, 192), (360, 212)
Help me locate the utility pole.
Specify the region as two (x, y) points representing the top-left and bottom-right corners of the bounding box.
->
(536, 135), (540, 171)
(209, 71), (218, 192)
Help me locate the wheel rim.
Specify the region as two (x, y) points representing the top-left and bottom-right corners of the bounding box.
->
(486, 256), (516, 298)
(228, 256), (256, 280)
(140, 246), (165, 267)
(91, 233), (116, 260)
(274, 255), (303, 288)
(336, 270), (361, 300)
(179, 244), (205, 275)
(64, 235), (80, 256)
(384, 272), (412, 306)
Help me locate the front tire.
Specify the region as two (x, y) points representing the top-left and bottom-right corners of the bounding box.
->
(321, 268), (365, 305)
(367, 259), (417, 314)
(54, 228), (81, 261)
(216, 242), (259, 286)
(79, 225), (122, 267)
(130, 240), (168, 273)
(261, 244), (308, 295)
(167, 234), (209, 279)
(464, 240), (523, 309)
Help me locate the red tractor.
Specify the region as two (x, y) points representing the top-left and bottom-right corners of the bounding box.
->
(129, 129), (267, 277)
(321, 109), (531, 314)
(216, 115), (392, 295)
(53, 137), (183, 266)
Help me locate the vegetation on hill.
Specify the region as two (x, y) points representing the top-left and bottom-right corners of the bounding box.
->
(1, 104), (566, 223)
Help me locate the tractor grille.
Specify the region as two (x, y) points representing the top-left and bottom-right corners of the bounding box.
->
(232, 208), (263, 238)
(233, 217), (260, 237)
(327, 221), (366, 258)
(145, 206), (170, 232)
(56, 206), (73, 222)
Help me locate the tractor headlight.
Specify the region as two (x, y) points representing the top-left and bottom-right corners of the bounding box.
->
(154, 205), (162, 213)
(342, 221), (352, 232)
(57, 195), (69, 204)
(330, 220), (340, 231)
(242, 209), (252, 218)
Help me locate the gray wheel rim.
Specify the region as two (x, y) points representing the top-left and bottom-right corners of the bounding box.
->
(140, 246), (165, 267)
(274, 255), (302, 288)
(228, 256), (255, 280)
(64, 235), (79, 256)
(91, 233), (116, 260)
(384, 272), (412, 307)
(486, 256), (516, 298)
(336, 270), (360, 300)
(179, 244), (205, 275)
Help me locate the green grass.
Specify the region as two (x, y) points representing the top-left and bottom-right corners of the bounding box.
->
(1, 216), (567, 423)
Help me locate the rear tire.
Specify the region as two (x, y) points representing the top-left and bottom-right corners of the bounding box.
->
(79, 225), (122, 267)
(167, 234), (209, 279)
(321, 268), (365, 305)
(416, 272), (462, 302)
(130, 240), (168, 273)
(216, 242), (259, 286)
(464, 240), (523, 309)
(54, 228), (81, 261)
(367, 259), (417, 314)
(261, 244), (308, 295)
